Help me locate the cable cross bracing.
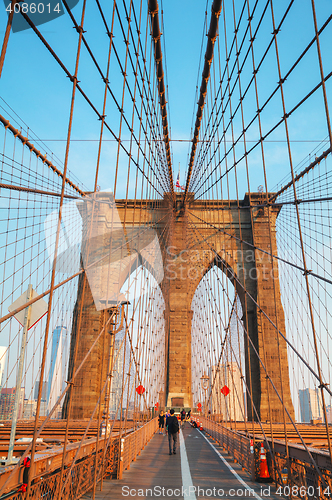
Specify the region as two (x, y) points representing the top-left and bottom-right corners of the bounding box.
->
(0, 0), (332, 497)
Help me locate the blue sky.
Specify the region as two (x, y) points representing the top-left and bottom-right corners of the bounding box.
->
(1, 0), (332, 415)
(0, 0), (209, 192)
(0, 0), (331, 196)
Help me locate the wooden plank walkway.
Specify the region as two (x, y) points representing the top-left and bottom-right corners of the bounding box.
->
(83, 423), (281, 500)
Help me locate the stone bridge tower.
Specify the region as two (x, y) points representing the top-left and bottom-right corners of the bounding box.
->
(65, 191), (295, 422)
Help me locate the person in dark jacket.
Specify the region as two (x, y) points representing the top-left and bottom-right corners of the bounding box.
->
(166, 409), (179, 455)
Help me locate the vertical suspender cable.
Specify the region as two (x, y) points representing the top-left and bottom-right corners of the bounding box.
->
(183, 0), (222, 203)
(148, 0), (174, 202)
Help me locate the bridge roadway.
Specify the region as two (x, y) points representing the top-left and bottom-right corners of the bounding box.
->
(83, 423), (280, 500)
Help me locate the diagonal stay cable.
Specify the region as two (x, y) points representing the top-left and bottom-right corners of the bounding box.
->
(17, 9), (165, 198)
(188, 214), (332, 399)
(188, 210), (332, 285)
(183, 0), (222, 203)
(148, 0), (174, 198)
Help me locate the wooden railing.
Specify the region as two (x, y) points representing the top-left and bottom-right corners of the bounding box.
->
(0, 417), (158, 499)
(199, 417), (332, 500)
(199, 417), (252, 472)
(119, 417), (158, 478)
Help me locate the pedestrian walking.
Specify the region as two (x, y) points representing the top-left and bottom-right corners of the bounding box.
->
(158, 411), (165, 434)
(166, 409), (179, 455)
(180, 408), (186, 426)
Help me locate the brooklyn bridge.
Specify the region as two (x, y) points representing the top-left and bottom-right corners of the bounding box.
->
(0, 0), (331, 498)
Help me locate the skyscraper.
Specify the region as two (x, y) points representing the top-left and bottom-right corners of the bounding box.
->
(0, 387), (25, 420)
(0, 346), (6, 388)
(109, 330), (125, 419)
(299, 388), (323, 422)
(34, 380), (47, 401)
(47, 326), (67, 416)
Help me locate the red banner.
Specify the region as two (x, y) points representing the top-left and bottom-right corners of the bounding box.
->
(136, 385), (145, 395)
(221, 385), (230, 396)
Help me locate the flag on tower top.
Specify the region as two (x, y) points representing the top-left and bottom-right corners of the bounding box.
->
(175, 171), (185, 190)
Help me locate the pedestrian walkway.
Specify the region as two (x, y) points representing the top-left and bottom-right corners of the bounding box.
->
(84, 423), (280, 499)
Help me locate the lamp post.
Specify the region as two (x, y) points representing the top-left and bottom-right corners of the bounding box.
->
(200, 372), (209, 416)
(101, 299), (129, 435)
